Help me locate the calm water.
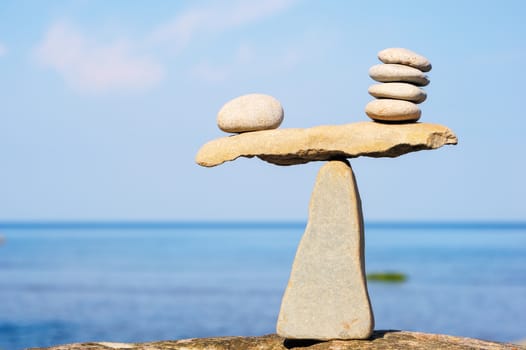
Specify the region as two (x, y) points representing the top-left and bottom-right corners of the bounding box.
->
(0, 222), (525, 349)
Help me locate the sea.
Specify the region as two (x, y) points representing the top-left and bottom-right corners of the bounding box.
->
(0, 221), (525, 350)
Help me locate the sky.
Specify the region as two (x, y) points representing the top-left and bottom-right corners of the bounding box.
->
(0, 0), (525, 221)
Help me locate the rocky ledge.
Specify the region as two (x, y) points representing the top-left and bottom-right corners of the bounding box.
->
(196, 121), (457, 167)
(33, 331), (525, 350)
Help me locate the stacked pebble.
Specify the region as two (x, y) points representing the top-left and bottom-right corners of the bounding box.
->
(365, 48), (431, 123)
(217, 93), (284, 133)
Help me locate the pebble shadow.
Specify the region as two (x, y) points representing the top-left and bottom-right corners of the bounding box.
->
(283, 330), (402, 349)
(283, 339), (325, 349)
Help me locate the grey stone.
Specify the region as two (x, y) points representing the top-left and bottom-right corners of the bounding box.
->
(217, 93), (284, 133)
(369, 64), (429, 86)
(368, 83), (427, 103)
(277, 160), (374, 340)
(378, 48), (432, 72)
(365, 99), (421, 122)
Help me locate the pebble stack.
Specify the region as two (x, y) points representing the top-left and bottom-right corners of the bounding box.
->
(366, 48), (431, 123)
(217, 93), (284, 133)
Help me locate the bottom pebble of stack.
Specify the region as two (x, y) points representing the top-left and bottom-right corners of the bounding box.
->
(365, 99), (421, 122)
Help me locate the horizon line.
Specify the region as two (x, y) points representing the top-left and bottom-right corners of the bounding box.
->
(1, 220), (526, 230)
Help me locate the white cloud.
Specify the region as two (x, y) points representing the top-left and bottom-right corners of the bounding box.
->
(0, 42), (7, 57)
(33, 1), (301, 92)
(151, 0), (298, 50)
(191, 61), (229, 83)
(189, 27), (333, 84)
(190, 44), (254, 83)
(190, 42), (305, 83)
(235, 44), (255, 64)
(34, 22), (163, 93)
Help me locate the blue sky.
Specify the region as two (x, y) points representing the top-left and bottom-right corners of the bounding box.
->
(0, 0), (525, 221)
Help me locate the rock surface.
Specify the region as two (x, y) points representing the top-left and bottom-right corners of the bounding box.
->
(277, 160), (373, 340)
(369, 64), (430, 86)
(217, 93), (284, 133)
(32, 332), (525, 349)
(196, 121), (457, 167)
(365, 99), (421, 122)
(368, 82), (427, 103)
(378, 48), (432, 72)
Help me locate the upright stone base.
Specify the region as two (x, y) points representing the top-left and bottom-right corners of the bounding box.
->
(277, 160), (374, 340)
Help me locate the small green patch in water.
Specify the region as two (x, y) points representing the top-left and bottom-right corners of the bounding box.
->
(367, 272), (407, 283)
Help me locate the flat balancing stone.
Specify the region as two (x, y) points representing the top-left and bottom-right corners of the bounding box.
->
(277, 160), (373, 340)
(196, 121), (457, 167)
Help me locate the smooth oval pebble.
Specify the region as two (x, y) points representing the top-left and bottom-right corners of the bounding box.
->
(369, 64), (429, 86)
(217, 93), (284, 133)
(365, 99), (421, 122)
(368, 83), (427, 103)
(378, 48), (432, 72)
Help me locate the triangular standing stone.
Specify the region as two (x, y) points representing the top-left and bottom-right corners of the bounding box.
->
(277, 160), (374, 340)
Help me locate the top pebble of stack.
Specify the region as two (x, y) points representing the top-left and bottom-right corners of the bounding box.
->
(378, 48), (431, 72)
(217, 93), (284, 133)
